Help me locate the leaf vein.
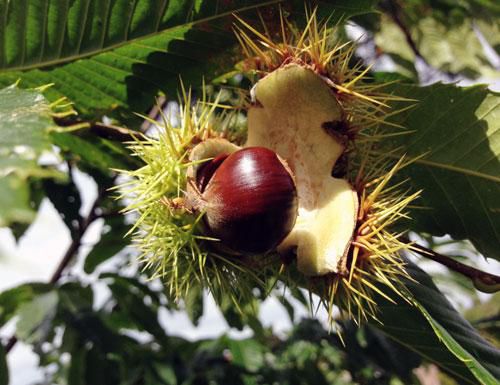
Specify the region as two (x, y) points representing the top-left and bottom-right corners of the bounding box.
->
(56, 2), (70, 61)
(37, 0), (49, 64)
(124, 0), (138, 42)
(76, 0), (92, 56)
(55, 66), (120, 104)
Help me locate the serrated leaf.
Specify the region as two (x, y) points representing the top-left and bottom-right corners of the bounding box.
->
(0, 1), (376, 120)
(0, 1), (276, 118)
(384, 82), (500, 261)
(376, 263), (500, 385)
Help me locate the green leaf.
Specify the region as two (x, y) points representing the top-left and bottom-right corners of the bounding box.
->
(376, 263), (500, 385)
(0, 1), (377, 120)
(84, 215), (129, 273)
(107, 277), (167, 343)
(58, 282), (94, 313)
(43, 177), (82, 238)
(99, 273), (163, 307)
(0, 84), (53, 157)
(0, 282), (51, 325)
(0, 1), (275, 118)
(149, 363), (177, 385)
(374, 4), (500, 80)
(50, 132), (130, 172)
(16, 291), (59, 344)
(0, 174), (36, 226)
(466, 293), (500, 347)
(226, 338), (265, 372)
(0, 84), (64, 226)
(385, 82), (500, 261)
(184, 284), (204, 326)
(0, 343), (8, 385)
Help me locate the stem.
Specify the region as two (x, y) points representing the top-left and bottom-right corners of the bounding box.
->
(3, 183), (108, 354)
(409, 241), (500, 293)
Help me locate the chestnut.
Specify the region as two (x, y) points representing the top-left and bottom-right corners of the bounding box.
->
(194, 147), (298, 255)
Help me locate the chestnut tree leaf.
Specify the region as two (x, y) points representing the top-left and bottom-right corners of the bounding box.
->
(0, 283), (52, 326)
(16, 291), (59, 344)
(225, 337), (265, 372)
(0, 0), (376, 121)
(383, 82), (500, 261)
(0, 84), (66, 227)
(0, 175), (36, 227)
(43, 177), (83, 239)
(83, 215), (130, 273)
(375, 262), (500, 385)
(50, 132), (132, 172)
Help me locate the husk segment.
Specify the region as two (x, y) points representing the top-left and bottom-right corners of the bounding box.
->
(247, 64), (358, 276)
(237, 8), (419, 324)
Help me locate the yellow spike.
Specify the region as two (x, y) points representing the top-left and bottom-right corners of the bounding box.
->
(348, 246), (359, 284)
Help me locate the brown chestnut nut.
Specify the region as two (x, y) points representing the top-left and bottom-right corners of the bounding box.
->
(195, 147), (298, 255)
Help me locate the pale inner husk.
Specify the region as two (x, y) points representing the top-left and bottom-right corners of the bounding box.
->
(246, 64), (358, 276)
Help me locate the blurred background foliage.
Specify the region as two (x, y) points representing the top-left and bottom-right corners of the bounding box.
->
(0, 0), (499, 384)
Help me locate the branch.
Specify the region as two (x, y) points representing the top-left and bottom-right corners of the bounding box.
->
(409, 241), (500, 293)
(3, 182), (109, 354)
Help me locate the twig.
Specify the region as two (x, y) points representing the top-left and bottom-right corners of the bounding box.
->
(54, 116), (140, 142)
(408, 240), (500, 293)
(3, 182), (109, 354)
(89, 122), (140, 142)
(139, 95), (167, 133)
(381, 0), (427, 63)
